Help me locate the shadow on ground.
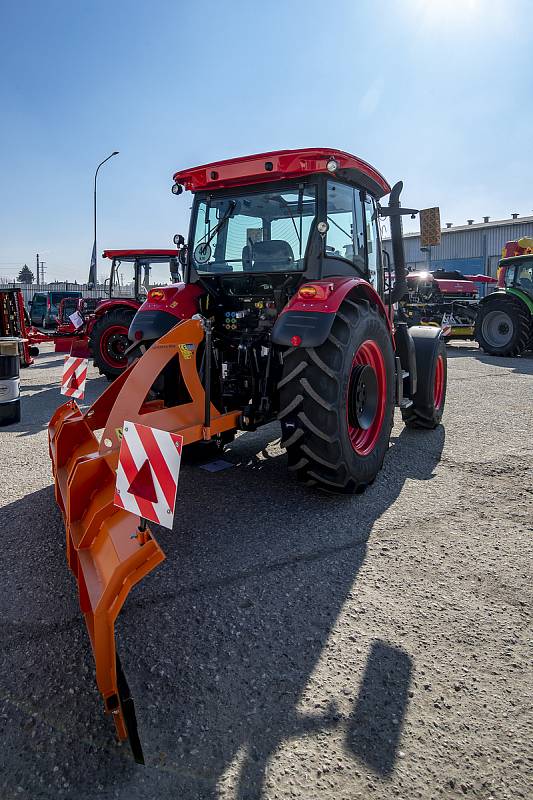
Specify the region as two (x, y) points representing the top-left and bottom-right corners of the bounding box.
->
(0, 418), (444, 799)
(9, 375), (108, 436)
(446, 342), (533, 375)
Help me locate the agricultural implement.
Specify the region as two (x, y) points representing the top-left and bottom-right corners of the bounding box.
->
(0, 287), (36, 366)
(398, 269), (498, 340)
(399, 268), (479, 339)
(475, 237), (533, 356)
(49, 148), (448, 761)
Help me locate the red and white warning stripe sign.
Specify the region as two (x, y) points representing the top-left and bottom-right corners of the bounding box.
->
(61, 356), (88, 399)
(113, 420), (183, 529)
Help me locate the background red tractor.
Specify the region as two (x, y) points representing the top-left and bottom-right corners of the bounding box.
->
(54, 249), (180, 379)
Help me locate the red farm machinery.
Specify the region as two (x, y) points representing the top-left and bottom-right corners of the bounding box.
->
(48, 148), (448, 761)
(34, 250), (180, 379)
(398, 268), (499, 341)
(0, 287), (36, 367)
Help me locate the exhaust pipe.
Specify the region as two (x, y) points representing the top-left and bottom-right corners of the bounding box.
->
(387, 181), (408, 304)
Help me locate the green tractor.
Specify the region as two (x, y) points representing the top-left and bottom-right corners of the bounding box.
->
(475, 238), (533, 357)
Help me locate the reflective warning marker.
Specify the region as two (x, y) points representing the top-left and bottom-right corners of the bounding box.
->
(127, 459), (158, 504)
(114, 420), (184, 529)
(61, 356), (88, 399)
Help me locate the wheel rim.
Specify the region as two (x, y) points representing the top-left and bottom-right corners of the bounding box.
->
(346, 339), (386, 456)
(100, 325), (129, 368)
(434, 354), (445, 410)
(481, 310), (514, 348)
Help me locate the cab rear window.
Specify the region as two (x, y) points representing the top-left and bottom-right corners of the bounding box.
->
(50, 292), (80, 303)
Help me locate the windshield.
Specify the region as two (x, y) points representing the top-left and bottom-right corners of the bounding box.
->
(139, 258), (180, 290)
(110, 258), (179, 294)
(50, 292), (80, 314)
(192, 186), (316, 273)
(506, 259), (533, 293)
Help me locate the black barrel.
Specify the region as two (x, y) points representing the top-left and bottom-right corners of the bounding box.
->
(0, 348), (21, 425)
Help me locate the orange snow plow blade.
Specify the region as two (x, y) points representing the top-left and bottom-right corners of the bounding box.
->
(48, 319), (240, 762)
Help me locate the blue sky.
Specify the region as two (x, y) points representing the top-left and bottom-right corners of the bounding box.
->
(1, 0), (532, 282)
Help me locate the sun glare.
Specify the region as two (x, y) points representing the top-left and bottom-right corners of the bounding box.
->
(410, 0), (483, 28)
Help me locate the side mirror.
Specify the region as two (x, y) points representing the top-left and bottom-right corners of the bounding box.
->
(178, 245), (188, 268)
(173, 234), (185, 247)
(169, 257), (181, 283)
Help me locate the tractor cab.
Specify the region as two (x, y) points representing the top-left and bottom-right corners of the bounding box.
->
(175, 150), (391, 299)
(498, 255), (533, 297)
(103, 249), (181, 301)
(131, 150), (411, 351)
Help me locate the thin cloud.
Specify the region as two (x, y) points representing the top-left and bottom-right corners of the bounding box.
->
(358, 77), (385, 119)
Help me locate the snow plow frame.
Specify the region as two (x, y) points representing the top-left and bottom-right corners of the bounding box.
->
(48, 319), (239, 761)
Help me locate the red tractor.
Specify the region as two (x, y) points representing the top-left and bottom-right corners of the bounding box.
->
(50, 148), (448, 759)
(54, 250), (181, 379)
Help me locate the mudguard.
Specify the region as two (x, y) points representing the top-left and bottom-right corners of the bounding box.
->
(478, 288), (533, 315)
(48, 319), (240, 761)
(272, 276), (391, 347)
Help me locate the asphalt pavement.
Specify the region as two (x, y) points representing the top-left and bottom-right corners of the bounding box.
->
(0, 342), (531, 800)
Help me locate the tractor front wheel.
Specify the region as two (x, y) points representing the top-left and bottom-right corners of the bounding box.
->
(474, 296), (530, 357)
(89, 308), (135, 380)
(278, 298), (395, 494)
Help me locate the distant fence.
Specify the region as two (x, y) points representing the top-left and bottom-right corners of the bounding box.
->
(0, 282), (135, 308)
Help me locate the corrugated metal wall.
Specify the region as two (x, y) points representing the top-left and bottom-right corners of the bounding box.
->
(383, 218), (533, 276)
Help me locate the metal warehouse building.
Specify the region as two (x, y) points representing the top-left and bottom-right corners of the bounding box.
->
(383, 214), (533, 278)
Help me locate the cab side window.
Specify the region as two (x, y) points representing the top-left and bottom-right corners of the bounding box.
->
(364, 194), (381, 290)
(326, 181), (366, 272)
(504, 267), (516, 288)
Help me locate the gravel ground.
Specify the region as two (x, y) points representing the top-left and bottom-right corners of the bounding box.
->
(0, 342), (531, 800)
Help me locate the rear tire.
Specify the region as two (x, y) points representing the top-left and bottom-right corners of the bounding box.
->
(474, 295), (530, 356)
(90, 308), (135, 380)
(402, 334), (446, 429)
(278, 298), (395, 494)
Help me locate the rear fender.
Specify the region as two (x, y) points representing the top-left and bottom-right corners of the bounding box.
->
(506, 287), (533, 315)
(272, 277), (391, 348)
(129, 283), (205, 344)
(479, 288), (533, 314)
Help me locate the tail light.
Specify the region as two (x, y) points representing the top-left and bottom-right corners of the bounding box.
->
(297, 283), (333, 301)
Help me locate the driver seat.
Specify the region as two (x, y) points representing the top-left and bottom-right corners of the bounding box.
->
(242, 240), (295, 271)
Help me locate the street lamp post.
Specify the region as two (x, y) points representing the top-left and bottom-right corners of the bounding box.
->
(90, 151), (119, 287)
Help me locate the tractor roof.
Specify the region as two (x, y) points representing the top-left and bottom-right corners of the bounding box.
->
(102, 249), (178, 261)
(500, 253), (533, 265)
(172, 148), (391, 199)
